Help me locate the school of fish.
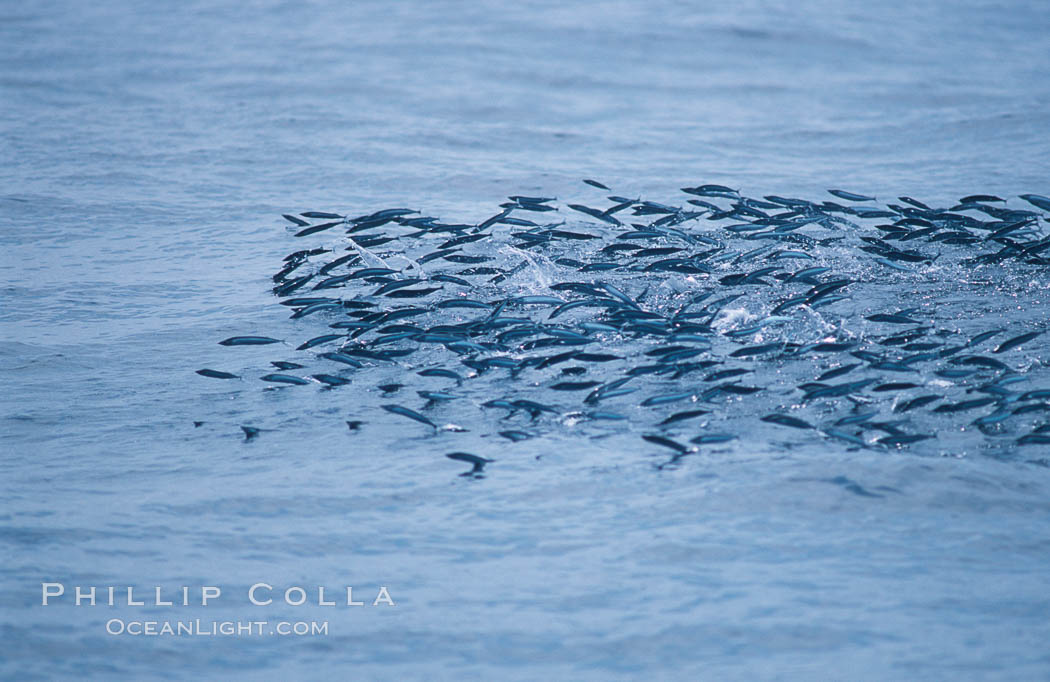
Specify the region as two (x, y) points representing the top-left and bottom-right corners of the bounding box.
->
(199, 182), (1050, 474)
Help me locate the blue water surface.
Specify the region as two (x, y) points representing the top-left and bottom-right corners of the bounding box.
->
(2, 1), (1050, 679)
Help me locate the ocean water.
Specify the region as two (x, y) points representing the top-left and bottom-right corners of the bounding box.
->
(2, 0), (1050, 679)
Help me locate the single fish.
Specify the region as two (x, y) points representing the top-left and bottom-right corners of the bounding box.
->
(993, 331), (1043, 354)
(382, 404), (437, 429)
(446, 452), (493, 476)
(828, 189), (876, 202)
(301, 211), (344, 219)
(642, 434), (691, 453)
(761, 413), (813, 429)
(260, 374), (311, 385)
(659, 409), (710, 425)
(313, 374), (351, 387)
(499, 430), (533, 442)
(196, 369), (239, 379)
(219, 336), (281, 346)
(296, 334), (344, 351)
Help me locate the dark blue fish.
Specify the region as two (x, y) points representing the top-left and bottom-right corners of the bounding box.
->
(894, 394), (942, 413)
(417, 368), (464, 384)
(993, 331), (1042, 354)
(641, 392), (694, 407)
(642, 434), (691, 453)
(952, 355), (1009, 370)
(382, 404), (437, 429)
(386, 286), (443, 298)
(196, 369), (239, 379)
(762, 413), (813, 429)
(295, 221), (342, 237)
(1019, 194), (1050, 212)
(817, 364), (859, 381)
(873, 382), (920, 392)
(823, 429), (867, 447)
(372, 279), (424, 295)
(296, 334), (344, 351)
(828, 189), (876, 202)
(313, 374), (351, 387)
(867, 313), (921, 324)
(219, 336), (282, 346)
(260, 374), (311, 386)
(568, 203), (621, 225)
(446, 452), (493, 477)
(730, 342), (782, 358)
(690, 433), (736, 445)
(550, 381), (602, 391)
(319, 352), (364, 368)
(659, 409), (710, 425)
(418, 390), (456, 404)
(349, 267), (398, 279)
(290, 302), (345, 319)
(431, 274), (472, 287)
(933, 397), (997, 413)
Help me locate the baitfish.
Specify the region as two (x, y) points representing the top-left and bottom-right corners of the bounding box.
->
(260, 374), (311, 385)
(690, 433), (737, 445)
(894, 394), (942, 413)
(296, 334), (344, 351)
(877, 434), (932, 447)
(761, 413), (813, 429)
(499, 430), (533, 442)
(295, 221), (342, 237)
(301, 211), (344, 219)
(313, 374), (351, 387)
(1018, 194), (1050, 212)
(828, 189), (876, 202)
(386, 287), (443, 298)
(219, 336), (282, 346)
(446, 452), (493, 476)
(993, 331), (1043, 354)
(642, 434), (692, 453)
(730, 342), (782, 358)
(867, 313), (921, 324)
(641, 392), (695, 407)
(319, 352), (364, 368)
(550, 381), (602, 391)
(196, 369), (239, 379)
(933, 397), (997, 413)
(418, 368), (464, 384)
(382, 404), (437, 429)
(659, 409), (710, 425)
(282, 214), (309, 226)
(817, 364), (859, 381)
